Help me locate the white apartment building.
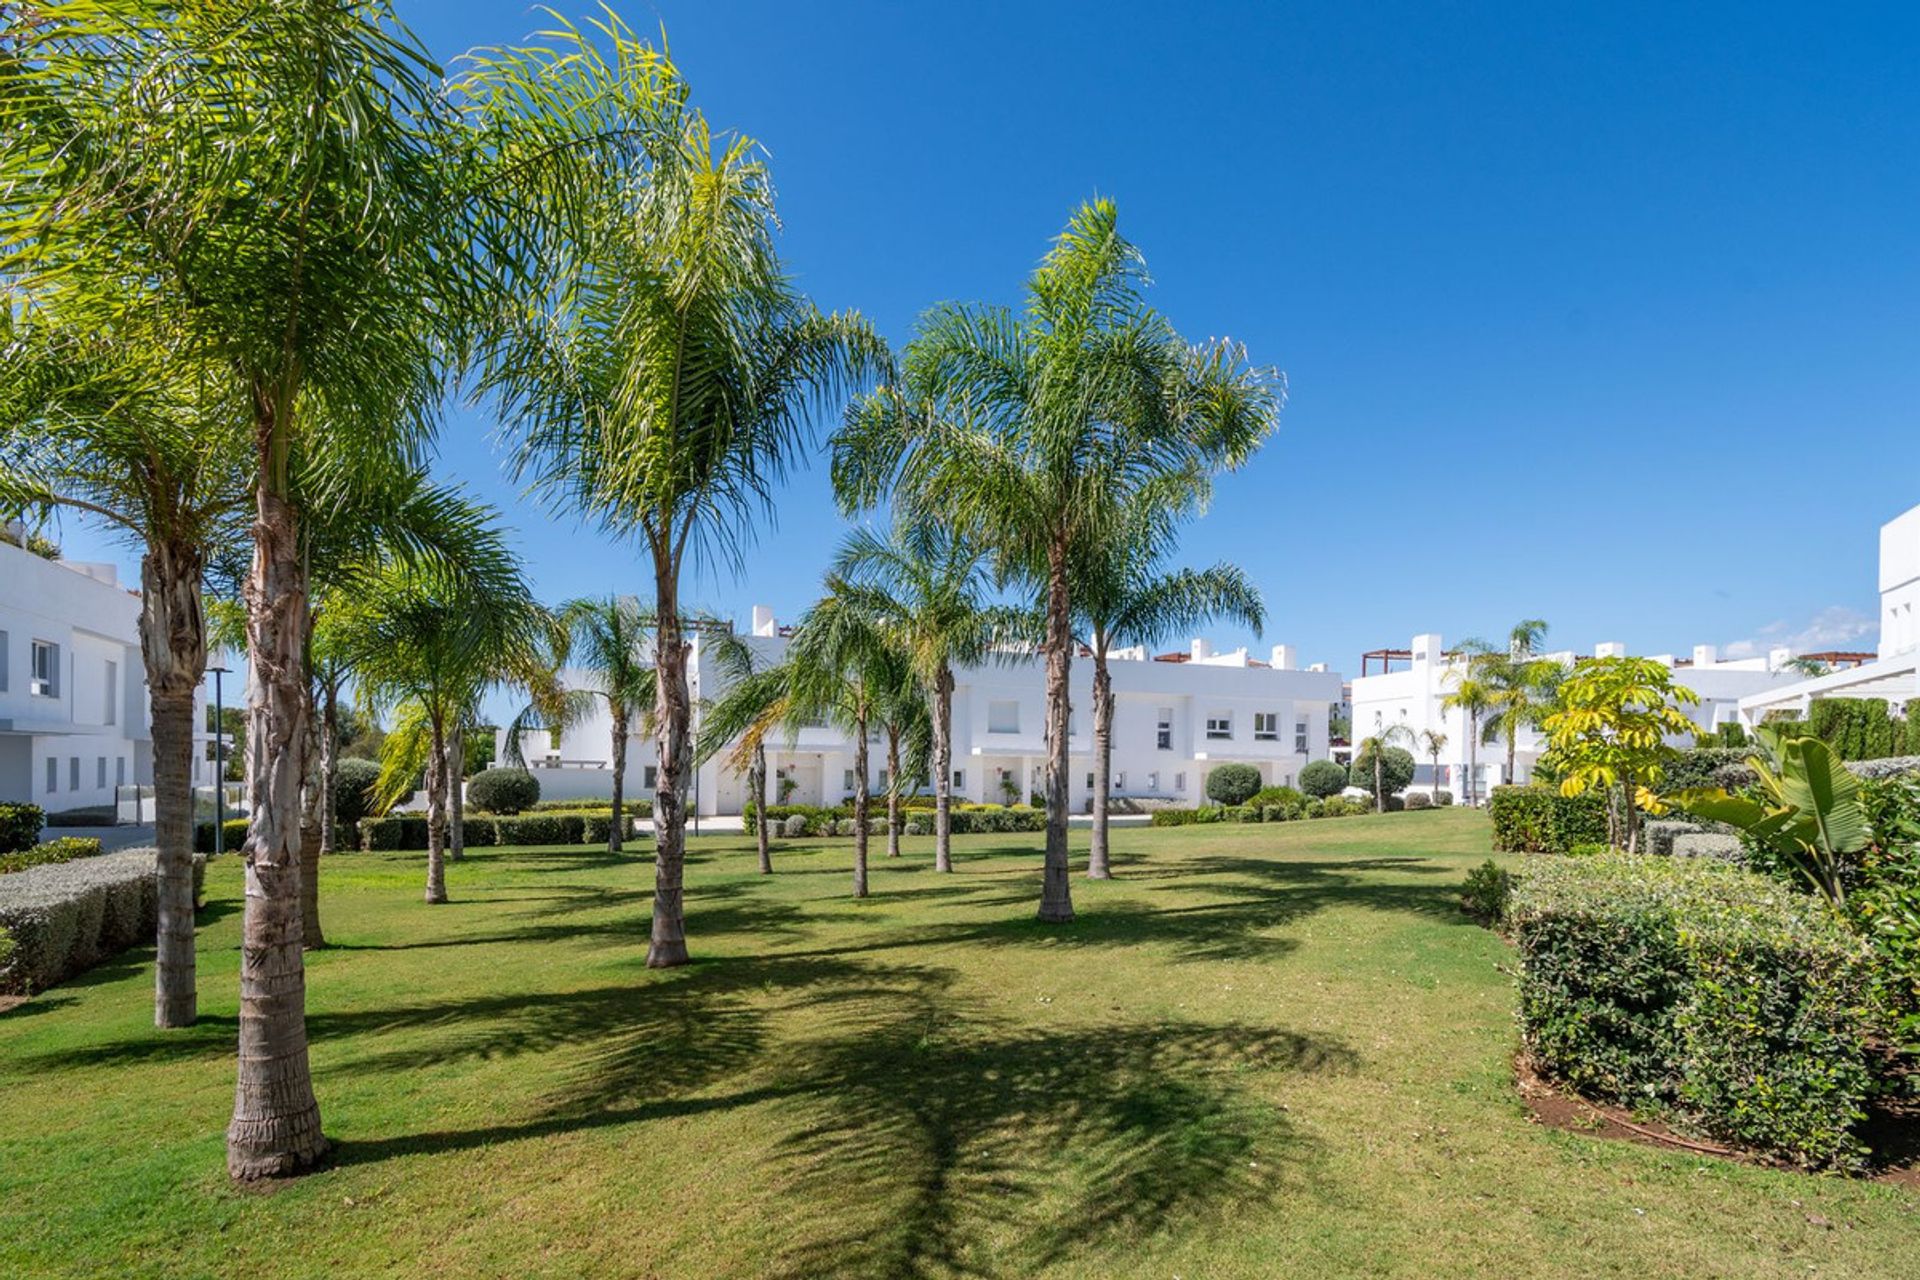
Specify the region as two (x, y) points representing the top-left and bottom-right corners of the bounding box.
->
(1350, 632), (1805, 799)
(1738, 502), (1920, 723)
(501, 605), (1347, 816)
(0, 535), (213, 814)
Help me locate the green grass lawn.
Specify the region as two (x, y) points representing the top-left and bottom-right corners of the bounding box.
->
(3, 809), (1915, 1279)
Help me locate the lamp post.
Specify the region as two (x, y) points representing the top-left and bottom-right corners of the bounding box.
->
(208, 663), (229, 857)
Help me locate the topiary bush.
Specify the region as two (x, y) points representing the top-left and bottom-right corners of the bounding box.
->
(1404, 792), (1432, 810)
(192, 818), (250, 854)
(1298, 760), (1347, 799)
(781, 814), (809, 839)
(1204, 763), (1262, 807)
(1510, 852), (1881, 1170)
(466, 768), (541, 815)
(1349, 744), (1415, 801)
(1487, 786), (1608, 854)
(1248, 785), (1304, 810)
(1433, 790), (1454, 806)
(331, 757), (382, 827)
(0, 803), (43, 855)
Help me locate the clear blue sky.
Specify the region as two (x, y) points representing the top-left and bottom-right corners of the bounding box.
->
(53, 1), (1920, 676)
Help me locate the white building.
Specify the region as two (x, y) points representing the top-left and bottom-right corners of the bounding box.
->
(1738, 502), (1920, 724)
(1350, 632), (1805, 799)
(502, 605), (1347, 815)
(0, 535), (213, 814)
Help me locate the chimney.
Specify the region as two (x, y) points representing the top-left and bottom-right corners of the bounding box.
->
(1692, 644), (1718, 668)
(1307, 662), (1328, 672)
(1649, 653), (1676, 667)
(1412, 633), (1442, 666)
(1190, 637), (1214, 662)
(751, 605), (776, 637)
(1594, 641), (1626, 659)
(1270, 644), (1296, 670)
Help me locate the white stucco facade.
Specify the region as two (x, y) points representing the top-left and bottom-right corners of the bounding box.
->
(501, 607), (1346, 816)
(0, 536), (212, 814)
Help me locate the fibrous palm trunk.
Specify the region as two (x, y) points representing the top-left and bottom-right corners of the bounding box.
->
(1088, 646), (1113, 879)
(608, 706), (628, 854)
(424, 717), (448, 904)
(227, 463), (325, 1181)
(1038, 540), (1075, 923)
(318, 681), (339, 855)
(648, 562), (691, 968)
(1375, 752), (1385, 813)
(933, 665), (954, 874)
(852, 703), (870, 898)
(752, 742), (771, 874)
(447, 721), (465, 863)
(885, 724), (902, 859)
(139, 536), (205, 1030)
(298, 699), (325, 947)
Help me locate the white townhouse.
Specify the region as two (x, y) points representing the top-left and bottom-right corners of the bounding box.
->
(0, 534), (212, 814)
(1350, 632), (1806, 800)
(502, 605), (1347, 816)
(1737, 501), (1920, 724)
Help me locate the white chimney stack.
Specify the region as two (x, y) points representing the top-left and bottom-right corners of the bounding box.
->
(1693, 644), (1718, 668)
(1270, 644), (1296, 670)
(1412, 633), (1442, 666)
(1191, 637), (1214, 662)
(1594, 641), (1626, 659)
(751, 604), (776, 637)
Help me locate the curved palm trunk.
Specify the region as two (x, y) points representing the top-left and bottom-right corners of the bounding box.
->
(446, 722), (465, 863)
(1088, 647), (1113, 879)
(1038, 540), (1074, 923)
(608, 707), (628, 854)
(318, 680), (340, 855)
(852, 704), (870, 898)
(298, 698), (325, 947)
(424, 716), (448, 904)
(139, 536), (205, 1030)
(933, 666), (954, 874)
(751, 742), (771, 874)
(885, 724), (902, 859)
(227, 468), (325, 1181)
(648, 564), (691, 968)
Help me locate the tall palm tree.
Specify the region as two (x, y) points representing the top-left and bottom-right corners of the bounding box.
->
(830, 523), (1002, 873)
(1417, 728), (1449, 800)
(4, 3), (485, 1178)
(471, 26), (882, 965)
(1355, 720), (1417, 813)
(696, 631), (785, 875)
(834, 200), (1280, 921)
(542, 598), (658, 855)
(1469, 619), (1564, 786)
(1440, 666), (1494, 807)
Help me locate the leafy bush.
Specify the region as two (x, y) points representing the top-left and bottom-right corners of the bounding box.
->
(0, 836), (104, 875)
(904, 814), (933, 836)
(331, 757), (382, 827)
(0, 803), (43, 855)
(1510, 853), (1881, 1169)
(780, 814), (809, 839)
(466, 768), (541, 815)
(1404, 792), (1432, 811)
(1298, 760), (1348, 799)
(1204, 763), (1262, 807)
(191, 818), (250, 854)
(529, 797), (652, 817)
(1849, 756), (1920, 780)
(1247, 785), (1304, 810)
(1566, 842), (1610, 858)
(1460, 859), (1511, 925)
(1433, 790), (1454, 806)
(1487, 786), (1608, 854)
(1660, 748), (1761, 794)
(1150, 808), (1201, 827)
(1349, 745), (1415, 800)
(358, 815), (429, 851)
(0, 924), (13, 978)
(0, 847), (206, 994)
(492, 814), (585, 846)
(1261, 803), (1302, 823)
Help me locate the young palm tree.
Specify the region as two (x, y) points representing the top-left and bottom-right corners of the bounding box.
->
(470, 26), (882, 965)
(4, 3), (484, 1177)
(830, 523), (1002, 873)
(1355, 721), (1417, 812)
(834, 200), (1280, 921)
(1417, 728), (1449, 800)
(552, 598), (657, 854)
(696, 632), (786, 875)
(1470, 619), (1564, 785)
(1440, 668), (1494, 806)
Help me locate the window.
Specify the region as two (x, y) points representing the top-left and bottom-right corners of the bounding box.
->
(1175, 771), (1186, 792)
(115, 758), (126, 787)
(952, 769), (964, 789)
(46, 757), (57, 794)
(1295, 717), (1309, 753)
(1114, 770), (1127, 790)
(31, 639), (59, 698)
(0, 630), (8, 691)
(1147, 771), (1159, 791)
(643, 765), (658, 789)
(1156, 707), (1173, 750)
(69, 756), (80, 790)
(844, 769), (858, 790)
(987, 700), (1020, 734)
(96, 756), (107, 788)
(103, 660), (118, 724)
(1085, 772), (1096, 790)
(1253, 712), (1279, 741)
(1205, 713), (1232, 741)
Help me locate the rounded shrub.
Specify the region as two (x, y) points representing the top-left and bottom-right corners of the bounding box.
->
(330, 757), (382, 827)
(1404, 791), (1432, 810)
(1204, 763), (1262, 807)
(1298, 760), (1348, 799)
(1434, 790), (1455, 806)
(1248, 785), (1305, 810)
(781, 814), (809, 839)
(466, 768), (541, 815)
(1349, 744), (1415, 800)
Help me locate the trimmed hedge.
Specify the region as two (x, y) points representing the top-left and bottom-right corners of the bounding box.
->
(0, 836), (104, 876)
(0, 803), (43, 855)
(192, 818), (251, 854)
(0, 847), (207, 994)
(332, 757), (382, 827)
(1487, 786), (1608, 854)
(1510, 853), (1881, 1169)
(529, 797), (652, 817)
(358, 812), (629, 851)
(467, 768), (541, 815)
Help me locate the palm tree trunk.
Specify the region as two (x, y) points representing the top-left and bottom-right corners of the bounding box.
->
(138, 536), (205, 1030)
(1467, 714), (1479, 806)
(298, 696), (325, 947)
(608, 707), (627, 854)
(447, 721), (465, 863)
(1375, 752), (1385, 813)
(1038, 538), (1075, 923)
(227, 459), (325, 1181)
(318, 680), (339, 855)
(933, 665), (954, 874)
(1088, 647), (1114, 879)
(424, 717), (448, 904)
(852, 703), (870, 898)
(648, 558), (691, 968)
(752, 742), (771, 874)
(885, 725), (902, 858)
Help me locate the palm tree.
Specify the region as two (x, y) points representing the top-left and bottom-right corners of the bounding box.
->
(1440, 668), (1494, 806)
(1075, 526), (1264, 877)
(540, 598), (658, 855)
(830, 523), (1002, 873)
(834, 200), (1280, 921)
(696, 631), (785, 875)
(1417, 728), (1449, 800)
(471, 27), (882, 965)
(1469, 620), (1564, 786)
(1355, 720), (1417, 813)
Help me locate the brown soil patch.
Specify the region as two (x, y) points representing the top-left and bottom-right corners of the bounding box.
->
(0, 995), (25, 1015)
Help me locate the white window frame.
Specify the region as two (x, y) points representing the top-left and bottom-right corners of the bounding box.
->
(46, 756), (58, 794)
(1294, 716), (1310, 753)
(0, 630), (9, 691)
(1205, 712), (1233, 741)
(1175, 771), (1186, 792)
(104, 659), (117, 725)
(1253, 711), (1279, 741)
(1156, 707), (1173, 750)
(30, 639), (59, 698)
(69, 756), (80, 791)
(96, 756), (107, 788)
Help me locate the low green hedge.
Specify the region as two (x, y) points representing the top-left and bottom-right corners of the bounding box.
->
(0, 847), (207, 994)
(0, 836), (104, 876)
(1488, 786), (1608, 854)
(0, 803), (43, 855)
(1510, 853), (1881, 1170)
(527, 798), (652, 818)
(192, 818), (251, 854)
(358, 813), (629, 850)
(1151, 796), (1377, 827)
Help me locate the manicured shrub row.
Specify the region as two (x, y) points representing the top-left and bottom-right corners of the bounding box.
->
(1150, 795), (1377, 826)
(1764, 698), (1920, 762)
(1658, 747), (1761, 794)
(192, 818), (252, 854)
(1510, 853), (1881, 1170)
(1848, 756), (1920, 780)
(1487, 786), (1608, 854)
(766, 805), (1048, 838)
(359, 813), (635, 850)
(0, 847), (207, 994)
(0, 836), (104, 876)
(0, 803), (43, 855)
(527, 797), (652, 817)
